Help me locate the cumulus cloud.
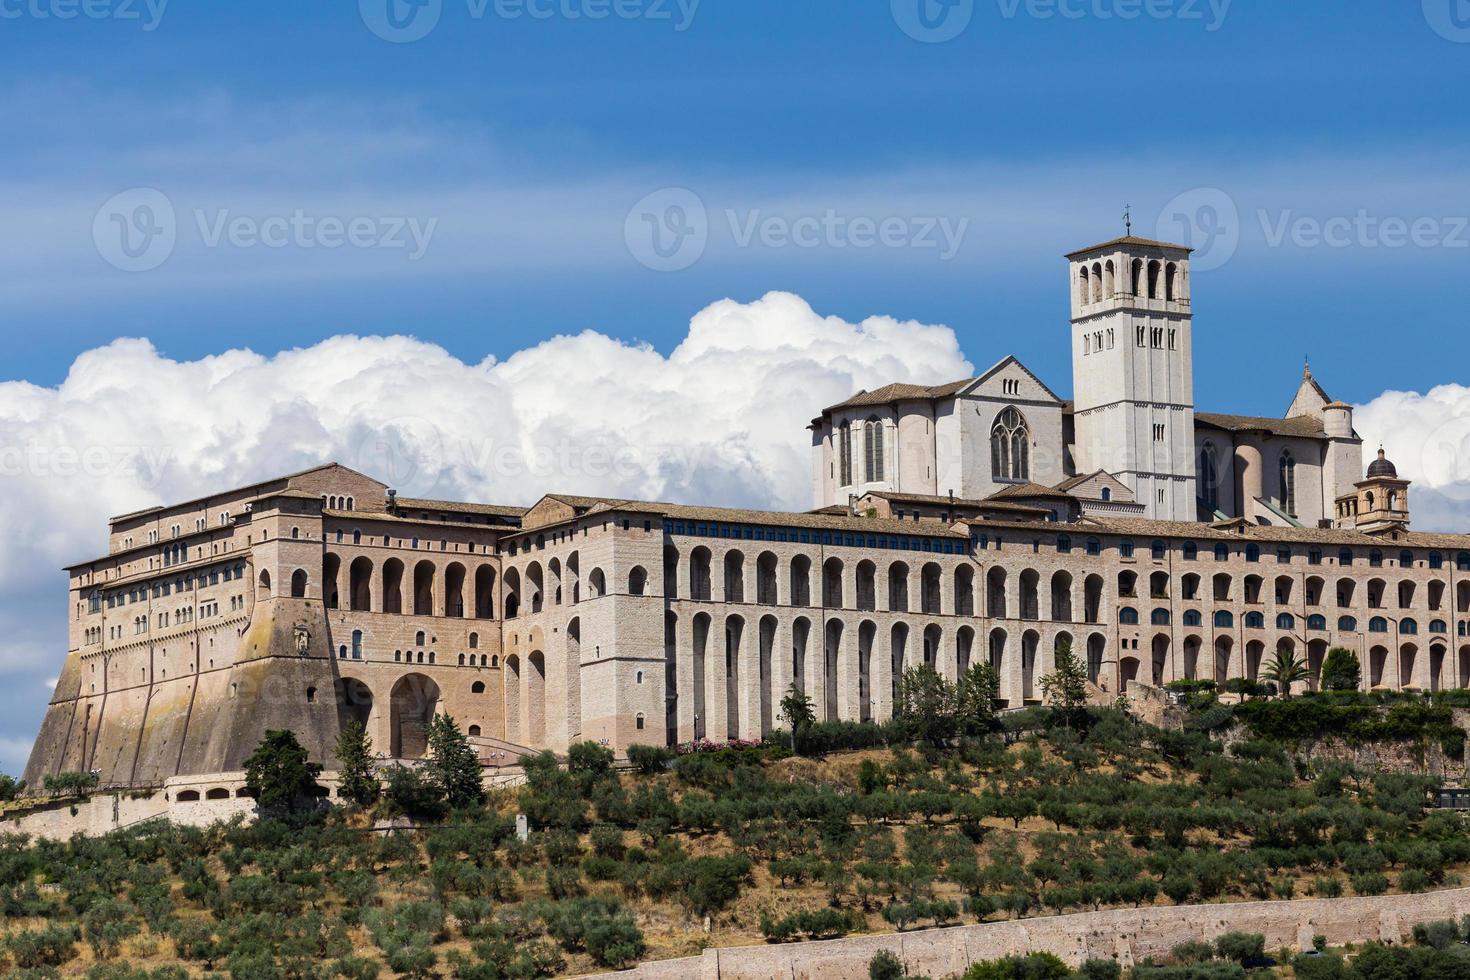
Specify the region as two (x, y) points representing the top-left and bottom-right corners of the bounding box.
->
(0, 291), (969, 587)
(1355, 384), (1470, 533)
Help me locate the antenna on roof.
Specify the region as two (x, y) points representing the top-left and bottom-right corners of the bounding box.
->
(1123, 203), (1132, 236)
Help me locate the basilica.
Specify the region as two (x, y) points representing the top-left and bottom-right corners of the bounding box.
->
(24, 234), (1467, 791)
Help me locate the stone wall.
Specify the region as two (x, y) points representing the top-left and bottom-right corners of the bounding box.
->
(580, 886), (1470, 980)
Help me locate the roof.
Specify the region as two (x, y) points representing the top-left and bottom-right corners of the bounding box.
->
(1065, 235), (1192, 259)
(107, 462), (381, 524)
(820, 378), (972, 414)
(1194, 411), (1336, 440)
(989, 482), (1078, 502)
(393, 497), (527, 519)
(1055, 469), (1117, 493)
(510, 494), (971, 539)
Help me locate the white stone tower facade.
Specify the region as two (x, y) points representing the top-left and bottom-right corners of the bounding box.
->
(1068, 237), (1197, 521)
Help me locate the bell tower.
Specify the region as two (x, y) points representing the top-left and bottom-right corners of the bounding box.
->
(1068, 235), (1197, 521)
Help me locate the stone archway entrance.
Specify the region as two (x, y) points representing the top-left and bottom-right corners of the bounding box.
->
(390, 674), (441, 759)
(335, 677), (373, 730)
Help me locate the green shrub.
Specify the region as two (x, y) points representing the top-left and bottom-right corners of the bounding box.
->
(1351, 871), (1390, 896)
(626, 744), (673, 775)
(7, 924), (81, 968)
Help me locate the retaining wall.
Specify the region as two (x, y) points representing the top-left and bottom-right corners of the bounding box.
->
(584, 886), (1470, 980)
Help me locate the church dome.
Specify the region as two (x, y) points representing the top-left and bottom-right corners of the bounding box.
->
(1367, 447), (1397, 479)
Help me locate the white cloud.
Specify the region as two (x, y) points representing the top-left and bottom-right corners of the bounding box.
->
(1355, 383), (1470, 533)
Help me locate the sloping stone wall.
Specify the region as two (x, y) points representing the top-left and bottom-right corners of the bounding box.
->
(581, 886), (1470, 980)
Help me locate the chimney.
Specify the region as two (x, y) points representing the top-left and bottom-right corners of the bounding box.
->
(847, 493), (858, 517)
(386, 488), (398, 512)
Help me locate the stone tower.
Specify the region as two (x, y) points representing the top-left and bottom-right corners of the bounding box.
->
(1068, 236), (1197, 521)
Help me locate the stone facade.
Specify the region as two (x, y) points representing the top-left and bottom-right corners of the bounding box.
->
(811, 235), (1365, 528)
(24, 450), (1470, 789)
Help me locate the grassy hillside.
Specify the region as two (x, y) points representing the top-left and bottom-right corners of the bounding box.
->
(2, 687), (1469, 978)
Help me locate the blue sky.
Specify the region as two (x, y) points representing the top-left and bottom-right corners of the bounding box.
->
(3, 0), (1470, 409)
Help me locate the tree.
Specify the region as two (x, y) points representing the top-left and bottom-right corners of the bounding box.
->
(956, 662), (1001, 733)
(895, 665), (956, 748)
(1321, 646), (1362, 692)
(778, 684), (816, 754)
(1263, 646), (1310, 699)
(426, 714), (485, 809)
(243, 730), (322, 813)
(1040, 639), (1089, 724)
(335, 720), (380, 808)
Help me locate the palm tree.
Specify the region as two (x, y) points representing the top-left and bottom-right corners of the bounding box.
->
(1263, 646), (1309, 699)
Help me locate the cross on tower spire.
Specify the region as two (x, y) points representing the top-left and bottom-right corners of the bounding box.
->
(1123, 203), (1132, 236)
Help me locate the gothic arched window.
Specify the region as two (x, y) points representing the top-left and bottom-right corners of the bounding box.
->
(863, 418), (884, 483)
(1199, 442), (1220, 512)
(1279, 451), (1297, 516)
(991, 407), (1030, 482)
(838, 421), (852, 487)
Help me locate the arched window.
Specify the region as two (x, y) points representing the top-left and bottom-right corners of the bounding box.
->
(1120, 540), (1136, 558)
(1340, 549), (1355, 567)
(1086, 538), (1101, 557)
(1338, 616), (1358, 632)
(1182, 542), (1198, 561)
(468, 725), (481, 737)
(1151, 608), (1171, 626)
(1214, 610), (1234, 628)
(991, 407), (1030, 481)
(1214, 543), (1230, 562)
(863, 418), (885, 483)
(1119, 607), (1139, 625)
(1430, 619), (1448, 635)
(1183, 610), (1202, 627)
(1278, 451), (1296, 515)
(1057, 535), (1072, 554)
(1101, 487), (1112, 502)
(1151, 540), (1166, 561)
(1369, 617), (1389, 634)
(1245, 612), (1265, 629)
(1245, 544), (1261, 563)
(1276, 613), (1296, 630)
(1401, 618), (1418, 635)
(1307, 614), (1327, 631)
(469, 632), (478, 649)
(472, 681), (486, 694)
(838, 421), (853, 486)
(1199, 443), (1220, 512)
